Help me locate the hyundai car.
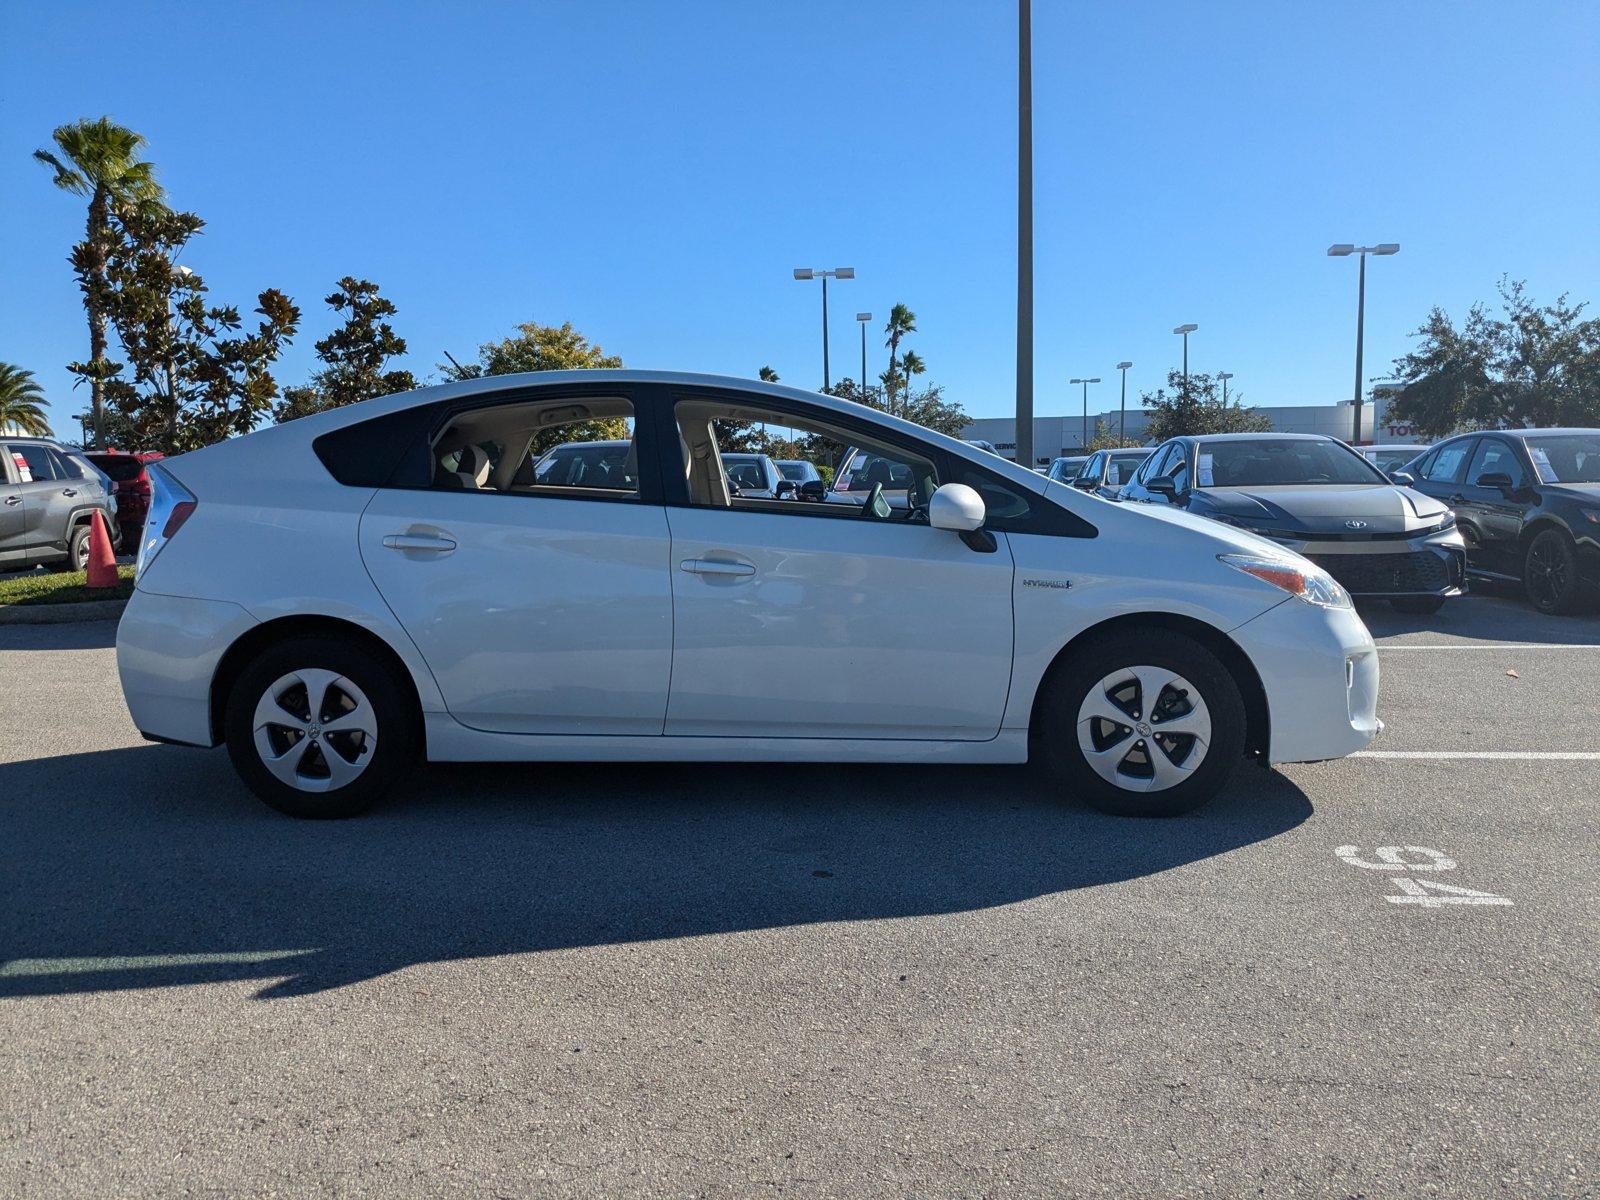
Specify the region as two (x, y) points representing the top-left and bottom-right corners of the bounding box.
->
(117, 371), (1381, 821)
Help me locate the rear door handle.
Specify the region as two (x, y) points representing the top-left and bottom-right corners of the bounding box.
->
(679, 557), (756, 577)
(383, 533), (457, 553)
(61, 488), (77, 497)
(3, 496), (18, 506)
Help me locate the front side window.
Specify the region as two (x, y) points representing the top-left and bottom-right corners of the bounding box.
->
(1467, 438), (1524, 487)
(1197, 438), (1385, 487)
(1524, 433), (1600, 484)
(428, 396), (638, 499)
(674, 398), (936, 521)
(1167, 445), (1192, 491)
(1137, 444), (1176, 484)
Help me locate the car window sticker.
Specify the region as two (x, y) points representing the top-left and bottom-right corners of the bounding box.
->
(1197, 452), (1214, 487)
(11, 452), (32, 483)
(1528, 446), (1556, 483)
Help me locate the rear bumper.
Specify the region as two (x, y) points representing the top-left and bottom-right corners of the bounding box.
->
(116, 588), (258, 747)
(1231, 598), (1380, 764)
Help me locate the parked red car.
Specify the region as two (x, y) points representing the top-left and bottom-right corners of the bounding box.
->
(85, 450), (164, 546)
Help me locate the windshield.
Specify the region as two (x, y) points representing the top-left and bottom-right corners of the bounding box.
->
(1051, 459), (1084, 481)
(1198, 439), (1385, 487)
(1371, 449), (1420, 475)
(724, 459), (768, 490)
(776, 461), (811, 481)
(1524, 434), (1600, 484)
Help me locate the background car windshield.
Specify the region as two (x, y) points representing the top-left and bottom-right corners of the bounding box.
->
(1372, 449), (1418, 474)
(776, 462), (809, 481)
(840, 450), (913, 492)
(1199, 439), (1383, 487)
(1524, 434), (1600, 483)
(534, 445), (630, 487)
(87, 455), (146, 482)
(725, 460), (767, 490)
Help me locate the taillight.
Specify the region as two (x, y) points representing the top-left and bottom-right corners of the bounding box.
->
(134, 465), (198, 583)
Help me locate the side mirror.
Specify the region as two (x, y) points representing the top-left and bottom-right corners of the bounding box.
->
(1475, 471), (1515, 495)
(798, 480), (827, 502)
(1390, 470), (1417, 487)
(1146, 475), (1180, 499)
(928, 482), (986, 532)
(775, 480), (797, 499)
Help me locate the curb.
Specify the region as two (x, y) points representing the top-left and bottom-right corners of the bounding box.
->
(0, 598), (128, 626)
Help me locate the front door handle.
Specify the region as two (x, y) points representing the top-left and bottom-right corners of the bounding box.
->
(383, 533), (457, 553)
(679, 557), (756, 577)
(3, 495), (18, 506)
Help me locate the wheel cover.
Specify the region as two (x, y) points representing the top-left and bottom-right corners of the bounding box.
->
(1076, 665), (1212, 793)
(252, 669), (378, 793)
(1527, 538), (1567, 607)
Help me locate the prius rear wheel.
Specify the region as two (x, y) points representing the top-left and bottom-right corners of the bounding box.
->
(225, 635), (414, 818)
(1036, 630), (1246, 817)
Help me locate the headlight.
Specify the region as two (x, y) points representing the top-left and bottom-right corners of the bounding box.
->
(1218, 551), (1353, 610)
(1434, 510), (1457, 532)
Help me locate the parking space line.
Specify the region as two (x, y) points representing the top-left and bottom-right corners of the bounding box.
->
(1352, 750), (1600, 760)
(1377, 644), (1600, 651)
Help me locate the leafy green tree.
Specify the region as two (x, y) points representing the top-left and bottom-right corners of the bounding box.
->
(0, 364), (52, 436)
(1084, 419), (1143, 451)
(1387, 279), (1600, 437)
(276, 278), (416, 422)
(34, 117), (165, 447)
(1142, 370), (1270, 442)
(442, 320), (627, 456)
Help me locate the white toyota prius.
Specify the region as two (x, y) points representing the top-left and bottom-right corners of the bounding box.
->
(117, 371), (1381, 819)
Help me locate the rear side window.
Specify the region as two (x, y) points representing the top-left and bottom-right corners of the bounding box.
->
(313, 403), (447, 488)
(432, 396), (638, 499)
(6, 443), (58, 482)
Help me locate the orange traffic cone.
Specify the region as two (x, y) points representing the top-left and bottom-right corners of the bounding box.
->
(86, 510), (118, 588)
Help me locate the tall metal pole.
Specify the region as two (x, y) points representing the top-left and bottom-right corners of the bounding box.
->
(860, 320), (868, 400)
(821, 273), (831, 391)
(1081, 380), (1089, 449)
(1182, 331), (1190, 400)
(1015, 0), (1034, 468)
(1119, 364), (1128, 443)
(1352, 250), (1367, 444)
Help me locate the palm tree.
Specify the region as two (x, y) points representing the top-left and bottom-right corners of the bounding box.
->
(34, 117), (164, 447)
(899, 350), (926, 406)
(0, 363), (52, 436)
(758, 365), (779, 382)
(883, 303), (917, 416)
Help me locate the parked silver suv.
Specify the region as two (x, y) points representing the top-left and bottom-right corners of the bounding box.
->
(1, 436), (119, 571)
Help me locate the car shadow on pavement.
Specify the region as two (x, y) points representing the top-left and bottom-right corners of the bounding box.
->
(0, 619), (120, 652)
(0, 746), (1312, 1000)
(1356, 586), (1600, 644)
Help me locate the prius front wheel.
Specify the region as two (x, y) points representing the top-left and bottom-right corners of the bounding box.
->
(1036, 630), (1246, 817)
(225, 635), (415, 818)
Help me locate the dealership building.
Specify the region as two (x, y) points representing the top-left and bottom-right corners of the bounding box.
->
(963, 390), (1417, 466)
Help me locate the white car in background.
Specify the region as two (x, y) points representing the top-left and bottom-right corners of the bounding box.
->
(118, 371), (1380, 820)
(1360, 444), (1430, 477)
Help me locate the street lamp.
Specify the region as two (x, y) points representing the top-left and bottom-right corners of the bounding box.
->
(1218, 371), (1234, 405)
(1115, 361), (1133, 443)
(856, 312), (872, 400)
(1172, 324), (1198, 403)
(1327, 243), (1399, 444)
(1069, 377), (1100, 451)
(793, 267), (855, 390)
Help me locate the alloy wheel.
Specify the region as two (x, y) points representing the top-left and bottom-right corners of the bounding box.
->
(1526, 537), (1568, 609)
(251, 669), (378, 793)
(1075, 665), (1212, 793)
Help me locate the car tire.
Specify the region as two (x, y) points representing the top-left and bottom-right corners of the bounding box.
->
(51, 523), (92, 574)
(1522, 528), (1588, 615)
(225, 635), (416, 818)
(1035, 629), (1247, 818)
(1390, 595), (1446, 615)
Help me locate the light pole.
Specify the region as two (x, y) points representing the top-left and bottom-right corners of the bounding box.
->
(1328, 243), (1399, 444)
(1015, 0), (1034, 470)
(1218, 371), (1233, 406)
(1069, 377), (1100, 451)
(856, 312), (872, 400)
(793, 267), (855, 390)
(1115, 361), (1132, 444)
(1172, 324), (1198, 406)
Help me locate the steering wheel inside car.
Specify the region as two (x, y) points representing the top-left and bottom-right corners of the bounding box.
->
(859, 482), (893, 520)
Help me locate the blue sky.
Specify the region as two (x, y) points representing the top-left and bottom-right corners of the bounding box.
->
(3, 0), (1597, 433)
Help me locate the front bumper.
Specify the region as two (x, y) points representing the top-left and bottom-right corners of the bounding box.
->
(117, 588), (259, 747)
(1231, 598), (1380, 764)
(1257, 528), (1467, 598)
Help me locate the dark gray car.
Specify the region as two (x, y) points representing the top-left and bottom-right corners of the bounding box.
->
(1, 436), (118, 571)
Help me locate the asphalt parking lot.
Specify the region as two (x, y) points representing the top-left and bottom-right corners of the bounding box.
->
(2, 592), (1596, 1198)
